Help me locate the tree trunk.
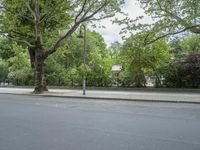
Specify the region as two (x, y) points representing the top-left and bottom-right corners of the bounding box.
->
(33, 52), (47, 94)
(155, 74), (162, 88)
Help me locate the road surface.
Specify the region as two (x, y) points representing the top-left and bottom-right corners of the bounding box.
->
(0, 94), (200, 150)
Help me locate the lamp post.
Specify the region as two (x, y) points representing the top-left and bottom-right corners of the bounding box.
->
(77, 24), (86, 95)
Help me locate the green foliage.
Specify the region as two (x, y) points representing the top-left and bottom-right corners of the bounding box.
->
(0, 61), (8, 81)
(118, 0), (200, 44)
(120, 35), (146, 87)
(7, 43), (33, 85)
(43, 30), (112, 86)
(1, 0), (123, 92)
(162, 35), (200, 88)
(86, 31), (112, 86)
(0, 38), (15, 60)
(180, 35), (200, 54)
(120, 34), (172, 87)
(109, 41), (122, 66)
(44, 53), (78, 86)
(170, 38), (183, 56)
(0, 40), (34, 85)
(145, 40), (172, 87)
(1, 0), (72, 48)
(1, 0), (123, 50)
(0, 0), (199, 89)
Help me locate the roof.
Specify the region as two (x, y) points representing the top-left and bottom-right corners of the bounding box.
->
(112, 65), (122, 71)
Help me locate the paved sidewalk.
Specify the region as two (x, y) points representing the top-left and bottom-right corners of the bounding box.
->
(0, 87), (200, 103)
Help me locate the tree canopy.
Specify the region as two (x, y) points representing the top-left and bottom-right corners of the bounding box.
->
(118, 0), (200, 44)
(0, 0), (123, 93)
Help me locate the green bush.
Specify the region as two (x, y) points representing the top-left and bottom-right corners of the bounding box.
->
(164, 54), (200, 88)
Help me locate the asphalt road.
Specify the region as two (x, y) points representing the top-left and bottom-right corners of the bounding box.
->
(0, 94), (200, 150)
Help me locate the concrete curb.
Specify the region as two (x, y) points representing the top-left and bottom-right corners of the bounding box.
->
(1, 92), (200, 104)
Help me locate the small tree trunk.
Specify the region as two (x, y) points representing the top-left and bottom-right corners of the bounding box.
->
(33, 53), (47, 94)
(43, 75), (48, 91)
(155, 75), (161, 88)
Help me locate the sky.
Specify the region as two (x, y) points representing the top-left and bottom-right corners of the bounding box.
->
(92, 0), (148, 46)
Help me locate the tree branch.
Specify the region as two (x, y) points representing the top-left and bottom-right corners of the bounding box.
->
(26, 2), (35, 18)
(7, 35), (34, 47)
(81, 1), (108, 22)
(45, 21), (81, 56)
(156, 0), (199, 33)
(75, 0), (87, 23)
(17, 14), (34, 23)
(145, 25), (200, 45)
(10, 30), (34, 39)
(45, 0), (109, 57)
(88, 14), (114, 21)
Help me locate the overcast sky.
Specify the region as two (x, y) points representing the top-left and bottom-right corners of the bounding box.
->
(92, 0), (148, 46)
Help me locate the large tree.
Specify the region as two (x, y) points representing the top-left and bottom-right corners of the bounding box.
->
(0, 0), (123, 93)
(119, 0), (200, 44)
(120, 33), (171, 87)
